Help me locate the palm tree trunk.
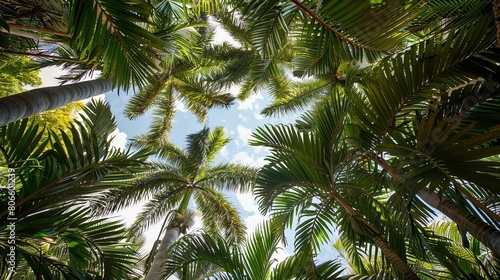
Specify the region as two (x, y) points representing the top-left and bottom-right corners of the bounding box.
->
(376, 156), (500, 256)
(494, 0), (500, 46)
(0, 78), (112, 126)
(372, 236), (420, 280)
(145, 226), (181, 280)
(333, 192), (419, 279)
(417, 188), (500, 255)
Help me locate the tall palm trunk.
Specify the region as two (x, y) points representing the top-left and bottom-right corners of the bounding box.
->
(376, 157), (500, 256)
(0, 78), (112, 126)
(145, 226), (181, 280)
(494, 0), (500, 45)
(334, 192), (419, 279)
(372, 236), (420, 280)
(417, 188), (500, 255)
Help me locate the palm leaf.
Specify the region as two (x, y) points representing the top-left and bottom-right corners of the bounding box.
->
(68, 0), (164, 90)
(0, 100), (148, 221)
(382, 110), (500, 195)
(194, 188), (247, 243)
(353, 17), (497, 145)
(199, 163), (257, 193)
(163, 232), (245, 279)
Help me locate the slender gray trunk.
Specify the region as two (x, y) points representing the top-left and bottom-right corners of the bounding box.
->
(145, 226), (180, 280)
(0, 78), (112, 126)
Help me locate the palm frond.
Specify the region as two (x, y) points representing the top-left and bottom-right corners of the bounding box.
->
(261, 76), (336, 117)
(0, 100), (149, 222)
(89, 167), (188, 216)
(0, 119), (47, 166)
(1, 207), (139, 278)
(294, 201), (337, 253)
(353, 17), (497, 144)
(124, 73), (171, 120)
(383, 110), (500, 195)
(194, 188), (247, 243)
(131, 191), (189, 234)
(163, 232), (245, 279)
(68, 0), (164, 90)
(199, 163), (257, 193)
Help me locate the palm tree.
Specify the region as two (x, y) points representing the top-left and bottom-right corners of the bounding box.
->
(223, 0), (429, 109)
(345, 15), (500, 256)
(124, 0), (262, 142)
(0, 100), (149, 278)
(90, 126), (258, 279)
(124, 25), (254, 143)
(333, 221), (499, 280)
(162, 221), (346, 279)
(233, 0), (500, 263)
(0, 0), (165, 125)
(250, 95), (420, 279)
(228, 0), (496, 114)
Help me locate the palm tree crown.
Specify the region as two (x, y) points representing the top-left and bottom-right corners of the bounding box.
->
(91, 126), (258, 277)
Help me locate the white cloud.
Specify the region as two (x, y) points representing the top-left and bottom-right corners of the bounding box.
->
(231, 151), (266, 167)
(229, 84), (242, 98)
(238, 114), (247, 122)
(237, 92), (263, 111)
(245, 213), (267, 236)
(38, 66), (66, 87)
(235, 125), (264, 153)
(108, 128), (127, 151)
(235, 191), (269, 237)
(175, 100), (188, 113)
(213, 21), (241, 47)
(254, 112), (263, 120)
(219, 146), (229, 159)
(236, 125), (252, 147)
(236, 192), (259, 213)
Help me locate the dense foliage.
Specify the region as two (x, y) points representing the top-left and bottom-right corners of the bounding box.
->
(1, 0), (500, 279)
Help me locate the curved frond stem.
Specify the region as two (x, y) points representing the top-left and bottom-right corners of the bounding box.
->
(6, 23), (70, 38)
(0, 49), (86, 64)
(289, 0), (361, 48)
(329, 189), (358, 216)
(382, 83), (427, 143)
(452, 182), (500, 222)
